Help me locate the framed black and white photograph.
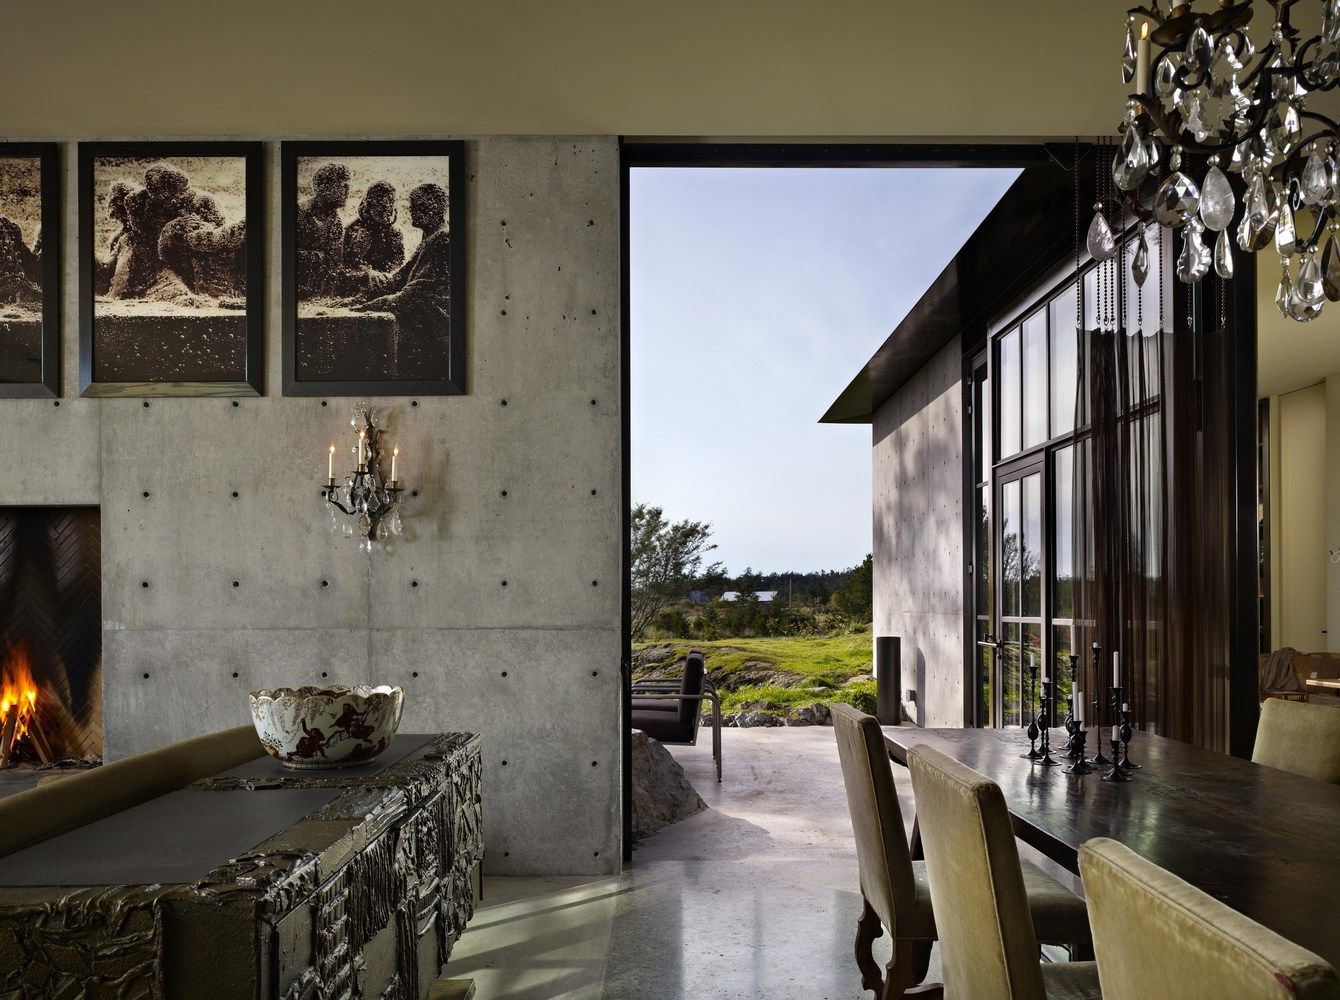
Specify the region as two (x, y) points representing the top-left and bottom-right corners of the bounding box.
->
(0, 144), (60, 398)
(78, 142), (264, 396)
(281, 140), (466, 396)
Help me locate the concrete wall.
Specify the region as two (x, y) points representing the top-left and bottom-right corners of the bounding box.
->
(871, 337), (964, 727)
(0, 136), (622, 876)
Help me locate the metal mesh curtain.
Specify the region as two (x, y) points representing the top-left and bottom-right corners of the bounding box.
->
(1070, 164), (1233, 750)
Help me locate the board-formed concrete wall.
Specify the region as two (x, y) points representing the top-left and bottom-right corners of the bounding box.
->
(871, 337), (964, 727)
(0, 136), (622, 876)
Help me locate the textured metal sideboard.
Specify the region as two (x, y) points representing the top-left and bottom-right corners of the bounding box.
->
(0, 732), (483, 999)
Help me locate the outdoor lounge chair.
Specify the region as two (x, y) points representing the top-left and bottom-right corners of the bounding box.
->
(631, 648), (723, 781)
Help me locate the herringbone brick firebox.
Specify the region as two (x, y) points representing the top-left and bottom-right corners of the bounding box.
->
(0, 508), (101, 762)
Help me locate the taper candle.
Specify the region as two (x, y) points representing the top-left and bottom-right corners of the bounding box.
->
(1136, 20), (1151, 95)
(1113, 650), (1121, 687)
(328, 444), (334, 480)
(391, 446), (398, 482)
(1070, 623), (1077, 655)
(357, 429), (366, 467)
(1074, 691), (1084, 726)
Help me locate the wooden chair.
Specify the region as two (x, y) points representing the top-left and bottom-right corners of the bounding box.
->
(1252, 698), (1340, 784)
(1080, 837), (1340, 1000)
(832, 706), (1092, 999)
(905, 743), (1101, 999)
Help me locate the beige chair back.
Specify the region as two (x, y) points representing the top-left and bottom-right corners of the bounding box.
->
(831, 704), (917, 937)
(1252, 699), (1340, 783)
(907, 743), (1044, 1000)
(1080, 837), (1340, 1000)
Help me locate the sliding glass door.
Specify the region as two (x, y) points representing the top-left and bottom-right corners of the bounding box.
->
(995, 459), (1044, 728)
(970, 268), (1084, 729)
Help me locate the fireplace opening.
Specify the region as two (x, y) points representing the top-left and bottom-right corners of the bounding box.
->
(0, 508), (101, 767)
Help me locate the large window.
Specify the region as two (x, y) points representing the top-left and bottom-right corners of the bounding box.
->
(968, 235), (1166, 729)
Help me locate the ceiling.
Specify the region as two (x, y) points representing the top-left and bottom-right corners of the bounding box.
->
(0, 1), (1128, 138)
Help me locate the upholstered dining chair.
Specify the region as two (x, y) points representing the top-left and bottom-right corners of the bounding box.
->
(1252, 698), (1340, 784)
(832, 706), (1093, 1000)
(905, 744), (1101, 1000)
(1079, 837), (1340, 1000)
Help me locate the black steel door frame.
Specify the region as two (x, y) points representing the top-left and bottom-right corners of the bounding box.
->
(617, 140), (1260, 863)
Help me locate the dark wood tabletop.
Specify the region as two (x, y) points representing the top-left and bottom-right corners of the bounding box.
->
(884, 727), (1340, 970)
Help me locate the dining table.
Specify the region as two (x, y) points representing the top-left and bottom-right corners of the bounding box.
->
(883, 726), (1340, 971)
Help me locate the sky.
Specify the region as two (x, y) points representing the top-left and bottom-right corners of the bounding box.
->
(630, 166), (1021, 575)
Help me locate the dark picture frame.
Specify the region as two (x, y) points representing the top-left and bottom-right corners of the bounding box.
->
(0, 143), (61, 398)
(281, 140), (467, 396)
(78, 141), (264, 397)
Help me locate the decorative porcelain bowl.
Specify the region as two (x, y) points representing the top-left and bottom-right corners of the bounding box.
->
(248, 684), (404, 769)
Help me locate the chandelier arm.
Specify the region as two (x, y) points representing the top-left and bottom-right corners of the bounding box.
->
(1298, 110), (1340, 135)
(326, 494), (357, 516)
(1134, 93), (1252, 154)
(1298, 214), (1329, 255)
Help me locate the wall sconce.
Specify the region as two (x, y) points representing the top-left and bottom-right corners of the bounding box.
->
(323, 403), (406, 552)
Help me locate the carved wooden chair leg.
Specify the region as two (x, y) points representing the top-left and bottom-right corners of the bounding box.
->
(855, 896), (886, 995)
(884, 940), (943, 999)
(908, 939), (934, 987)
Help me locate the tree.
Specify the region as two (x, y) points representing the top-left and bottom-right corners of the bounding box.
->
(630, 504), (722, 640)
(829, 554), (873, 620)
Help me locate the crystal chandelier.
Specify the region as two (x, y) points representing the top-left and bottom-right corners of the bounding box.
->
(1108, 0), (1340, 321)
(323, 403), (407, 552)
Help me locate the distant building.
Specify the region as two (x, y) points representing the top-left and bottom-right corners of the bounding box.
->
(688, 589), (711, 604)
(719, 590), (779, 603)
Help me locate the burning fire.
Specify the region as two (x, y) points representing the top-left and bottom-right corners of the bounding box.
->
(0, 643), (40, 760)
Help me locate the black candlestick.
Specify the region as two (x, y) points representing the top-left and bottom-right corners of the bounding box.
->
(1119, 703), (1142, 770)
(1035, 671), (1059, 767)
(1020, 656), (1042, 759)
(1063, 655), (1082, 758)
(1089, 643), (1110, 765)
(1065, 729), (1096, 774)
(1102, 732), (1132, 782)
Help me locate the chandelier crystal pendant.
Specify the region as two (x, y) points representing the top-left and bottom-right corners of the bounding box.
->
(323, 403), (407, 553)
(1112, 0), (1340, 321)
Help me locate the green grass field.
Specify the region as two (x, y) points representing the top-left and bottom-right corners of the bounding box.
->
(633, 630), (877, 717)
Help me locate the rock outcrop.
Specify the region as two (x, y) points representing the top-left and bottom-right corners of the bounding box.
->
(631, 729), (707, 842)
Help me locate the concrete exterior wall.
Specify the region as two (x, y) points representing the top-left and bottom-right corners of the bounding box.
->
(0, 136), (622, 876)
(871, 337), (965, 727)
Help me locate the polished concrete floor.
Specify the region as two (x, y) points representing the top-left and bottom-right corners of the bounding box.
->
(445, 727), (907, 999)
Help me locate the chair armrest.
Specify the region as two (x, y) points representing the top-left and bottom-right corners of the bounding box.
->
(629, 692), (720, 705)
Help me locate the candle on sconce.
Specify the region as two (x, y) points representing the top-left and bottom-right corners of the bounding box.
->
(357, 429), (366, 467)
(328, 444), (334, 481)
(391, 446), (398, 482)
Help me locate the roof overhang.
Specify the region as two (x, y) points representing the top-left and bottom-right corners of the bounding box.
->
(820, 150), (1092, 424)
